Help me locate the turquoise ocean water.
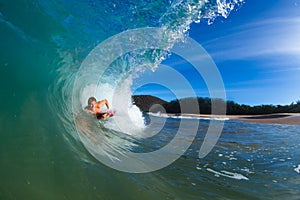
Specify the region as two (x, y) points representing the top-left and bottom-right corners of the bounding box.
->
(1, 0), (300, 199)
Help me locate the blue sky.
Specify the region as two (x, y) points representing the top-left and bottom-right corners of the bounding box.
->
(134, 0), (300, 105)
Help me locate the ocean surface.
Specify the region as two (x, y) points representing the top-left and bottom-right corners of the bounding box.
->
(1, 0), (300, 199)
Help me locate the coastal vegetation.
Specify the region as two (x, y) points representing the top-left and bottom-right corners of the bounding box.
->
(132, 95), (300, 115)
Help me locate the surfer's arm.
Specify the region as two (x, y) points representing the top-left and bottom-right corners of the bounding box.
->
(97, 99), (110, 110)
(103, 99), (110, 109)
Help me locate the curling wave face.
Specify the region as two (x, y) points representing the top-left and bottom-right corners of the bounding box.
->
(45, 0), (243, 171)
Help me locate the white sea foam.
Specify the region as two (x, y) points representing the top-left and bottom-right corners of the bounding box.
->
(148, 112), (229, 121)
(207, 168), (249, 180)
(241, 168), (254, 174)
(148, 112), (170, 118)
(80, 76), (145, 136)
(294, 164), (300, 174)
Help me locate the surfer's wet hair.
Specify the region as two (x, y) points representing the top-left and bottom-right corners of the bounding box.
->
(88, 97), (96, 104)
(86, 97), (96, 110)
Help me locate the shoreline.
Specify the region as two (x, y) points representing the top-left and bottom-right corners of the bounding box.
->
(166, 113), (300, 125)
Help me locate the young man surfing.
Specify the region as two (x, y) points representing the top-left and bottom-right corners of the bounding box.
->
(85, 97), (113, 119)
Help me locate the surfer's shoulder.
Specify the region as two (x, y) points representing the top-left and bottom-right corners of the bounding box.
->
(85, 106), (94, 114)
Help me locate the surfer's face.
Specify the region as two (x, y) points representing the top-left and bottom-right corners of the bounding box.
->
(91, 101), (96, 108)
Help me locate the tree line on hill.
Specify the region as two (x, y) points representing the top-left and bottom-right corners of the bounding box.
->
(132, 95), (300, 115)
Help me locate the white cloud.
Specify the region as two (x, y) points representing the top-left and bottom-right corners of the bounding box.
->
(202, 17), (300, 61)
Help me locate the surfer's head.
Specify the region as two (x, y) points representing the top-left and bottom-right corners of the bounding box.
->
(87, 97), (96, 109)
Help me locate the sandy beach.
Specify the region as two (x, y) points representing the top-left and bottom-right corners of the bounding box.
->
(175, 113), (300, 125)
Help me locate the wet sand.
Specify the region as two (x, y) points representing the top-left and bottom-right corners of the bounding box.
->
(236, 113), (300, 125)
(177, 113), (300, 125)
